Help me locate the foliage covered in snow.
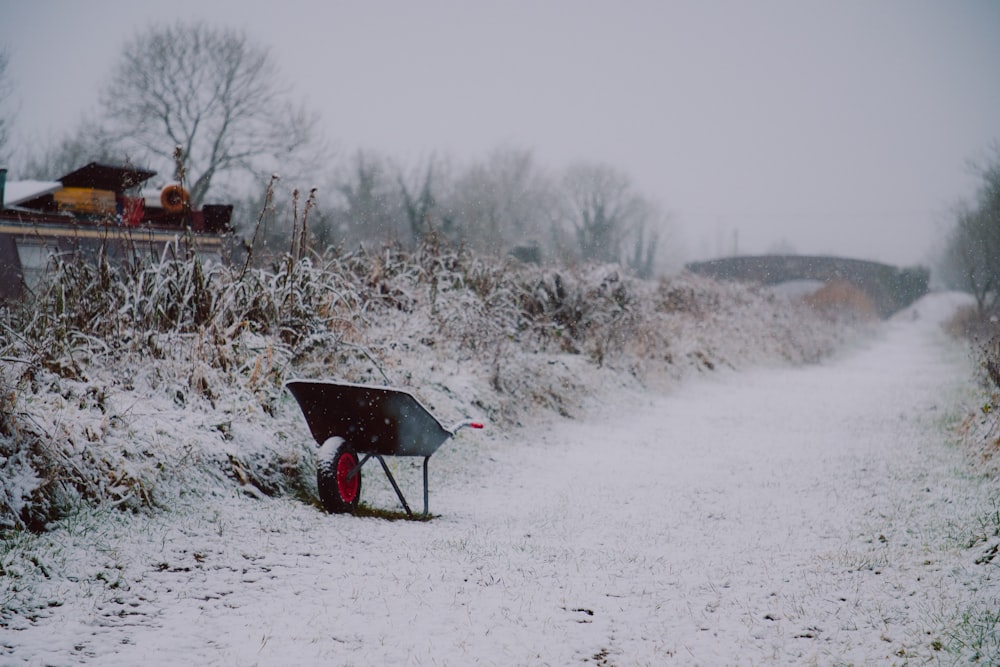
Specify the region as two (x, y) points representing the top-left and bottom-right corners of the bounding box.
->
(4, 240), (1000, 665)
(0, 238), (867, 531)
(939, 299), (1000, 472)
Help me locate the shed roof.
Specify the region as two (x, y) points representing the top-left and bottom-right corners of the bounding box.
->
(58, 162), (157, 192)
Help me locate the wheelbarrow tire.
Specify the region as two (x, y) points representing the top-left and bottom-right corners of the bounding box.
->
(317, 444), (362, 514)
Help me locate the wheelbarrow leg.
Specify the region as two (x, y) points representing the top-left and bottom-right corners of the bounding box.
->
(423, 456), (431, 517)
(376, 455), (413, 517)
(351, 454), (373, 480)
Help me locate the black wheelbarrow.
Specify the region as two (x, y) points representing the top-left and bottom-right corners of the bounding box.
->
(285, 380), (483, 517)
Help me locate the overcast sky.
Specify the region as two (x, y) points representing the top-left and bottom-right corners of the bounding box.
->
(2, 0), (999, 266)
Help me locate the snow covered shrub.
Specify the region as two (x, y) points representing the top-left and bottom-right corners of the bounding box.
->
(803, 280), (879, 321)
(983, 334), (1000, 393)
(0, 242), (348, 528)
(515, 266), (639, 361)
(0, 366), (166, 532)
(0, 371), (38, 531)
(11, 239), (221, 373)
(0, 231), (868, 530)
(969, 333), (1000, 463)
(949, 307), (1000, 469)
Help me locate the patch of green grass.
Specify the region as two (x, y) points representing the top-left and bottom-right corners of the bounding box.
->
(981, 498), (1000, 536)
(966, 498), (1000, 549)
(0, 528), (32, 612)
(841, 547), (890, 573)
(942, 603), (1000, 664)
(350, 504), (436, 522)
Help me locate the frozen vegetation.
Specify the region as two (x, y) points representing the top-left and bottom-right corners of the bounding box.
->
(1, 241), (997, 664)
(0, 240), (861, 532)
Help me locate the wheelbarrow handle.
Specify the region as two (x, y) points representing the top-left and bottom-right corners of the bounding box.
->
(449, 419), (485, 434)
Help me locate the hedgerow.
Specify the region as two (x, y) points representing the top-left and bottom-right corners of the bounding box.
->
(0, 235), (861, 530)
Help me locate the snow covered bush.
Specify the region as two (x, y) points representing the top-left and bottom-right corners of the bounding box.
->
(946, 303), (1000, 469)
(983, 334), (1000, 394)
(960, 333), (1000, 468)
(0, 236), (865, 531)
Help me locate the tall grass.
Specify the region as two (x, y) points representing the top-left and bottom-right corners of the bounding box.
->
(940, 602), (1000, 664)
(0, 223), (859, 532)
(953, 316), (1000, 466)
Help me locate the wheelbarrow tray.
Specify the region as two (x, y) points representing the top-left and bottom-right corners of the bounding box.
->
(285, 379), (452, 457)
(286, 379), (481, 517)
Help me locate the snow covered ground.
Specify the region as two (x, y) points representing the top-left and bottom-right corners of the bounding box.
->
(2, 291), (998, 665)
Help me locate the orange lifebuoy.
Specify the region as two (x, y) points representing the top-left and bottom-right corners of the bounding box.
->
(160, 184), (190, 213)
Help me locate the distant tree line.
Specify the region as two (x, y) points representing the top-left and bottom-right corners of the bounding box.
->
(277, 148), (673, 277)
(1, 21), (675, 277)
(938, 144), (1000, 316)
(0, 49), (13, 165)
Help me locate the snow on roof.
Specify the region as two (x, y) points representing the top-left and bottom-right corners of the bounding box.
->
(3, 180), (62, 206)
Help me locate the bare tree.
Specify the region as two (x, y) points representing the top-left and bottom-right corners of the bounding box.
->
(397, 157), (451, 243)
(0, 49), (14, 164)
(99, 21), (322, 206)
(18, 118), (119, 180)
(559, 162), (655, 269)
(334, 150), (402, 246)
(445, 146), (558, 257)
(627, 201), (661, 279)
(943, 202), (1000, 315)
(940, 144), (1000, 315)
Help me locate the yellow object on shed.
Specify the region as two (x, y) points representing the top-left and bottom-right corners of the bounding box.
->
(53, 187), (116, 215)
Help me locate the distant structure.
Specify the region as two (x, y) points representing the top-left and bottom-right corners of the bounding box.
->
(685, 254), (929, 318)
(0, 162), (236, 301)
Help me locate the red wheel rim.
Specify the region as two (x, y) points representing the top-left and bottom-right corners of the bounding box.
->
(336, 453), (360, 503)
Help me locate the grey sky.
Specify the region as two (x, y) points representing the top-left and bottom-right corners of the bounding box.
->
(2, 0), (998, 266)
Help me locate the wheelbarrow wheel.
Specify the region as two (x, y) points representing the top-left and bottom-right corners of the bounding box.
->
(317, 443), (362, 513)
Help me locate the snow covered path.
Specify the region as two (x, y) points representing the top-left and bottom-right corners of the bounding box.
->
(4, 296), (999, 665)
